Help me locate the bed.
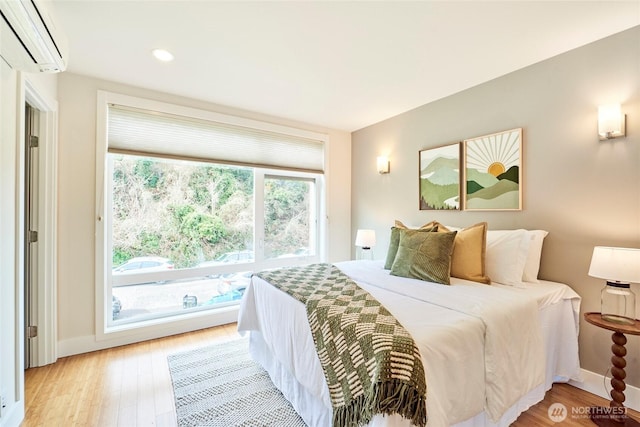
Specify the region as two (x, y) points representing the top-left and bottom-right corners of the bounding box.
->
(237, 225), (582, 427)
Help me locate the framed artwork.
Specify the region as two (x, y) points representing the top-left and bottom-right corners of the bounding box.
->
(419, 142), (461, 210)
(463, 128), (522, 211)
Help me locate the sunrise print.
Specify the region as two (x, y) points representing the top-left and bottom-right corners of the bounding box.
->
(463, 128), (522, 210)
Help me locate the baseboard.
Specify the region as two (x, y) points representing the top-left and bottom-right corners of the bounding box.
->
(570, 368), (640, 412)
(0, 399), (24, 427)
(58, 307), (239, 357)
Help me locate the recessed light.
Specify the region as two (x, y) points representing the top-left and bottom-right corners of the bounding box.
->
(152, 49), (174, 62)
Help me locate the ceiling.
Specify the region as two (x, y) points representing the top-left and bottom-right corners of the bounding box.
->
(51, 1), (640, 132)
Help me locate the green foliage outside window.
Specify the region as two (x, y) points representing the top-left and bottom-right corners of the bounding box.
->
(111, 156), (311, 269)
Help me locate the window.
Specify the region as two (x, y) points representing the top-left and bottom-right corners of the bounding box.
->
(264, 175), (316, 260)
(97, 92), (326, 332)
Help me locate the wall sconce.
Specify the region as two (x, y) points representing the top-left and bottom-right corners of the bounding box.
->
(598, 104), (626, 140)
(377, 156), (390, 174)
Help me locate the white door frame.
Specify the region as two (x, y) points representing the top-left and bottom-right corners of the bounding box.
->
(20, 75), (58, 367)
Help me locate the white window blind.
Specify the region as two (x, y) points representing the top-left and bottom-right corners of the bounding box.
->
(107, 104), (325, 173)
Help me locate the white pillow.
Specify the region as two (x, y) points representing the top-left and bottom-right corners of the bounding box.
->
(522, 230), (549, 283)
(486, 229), (530, 287)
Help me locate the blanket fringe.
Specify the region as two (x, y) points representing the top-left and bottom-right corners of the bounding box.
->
(332, 380), (427, 427)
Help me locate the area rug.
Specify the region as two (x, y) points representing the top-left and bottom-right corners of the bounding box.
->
(167, 338), (307, 426)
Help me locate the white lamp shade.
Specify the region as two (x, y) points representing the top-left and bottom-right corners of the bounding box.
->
(355, 229), (376, 248)
(588, 246), (640, 283)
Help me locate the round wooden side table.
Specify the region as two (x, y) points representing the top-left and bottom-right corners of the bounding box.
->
(584, 312), (640, 426)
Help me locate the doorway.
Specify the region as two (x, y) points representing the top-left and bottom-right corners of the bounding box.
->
(21, 81), (59, 369)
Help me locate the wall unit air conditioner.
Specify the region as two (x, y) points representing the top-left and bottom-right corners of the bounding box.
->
(0, 0), (67, 73)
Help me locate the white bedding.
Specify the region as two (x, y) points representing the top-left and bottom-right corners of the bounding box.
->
(237, 260), (582, 427)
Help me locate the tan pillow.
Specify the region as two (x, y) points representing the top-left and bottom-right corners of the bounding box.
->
(384, 220), (438, 269)
(394, 219), (439, 230)
(439, 222), (491, 284)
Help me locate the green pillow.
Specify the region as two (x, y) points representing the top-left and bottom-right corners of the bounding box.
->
(384, 227), (403, 269)
(390, 229), (457, 285)
(384, 223), (438, 269)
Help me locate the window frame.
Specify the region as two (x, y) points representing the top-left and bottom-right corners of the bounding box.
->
(95, 91), (327, 342)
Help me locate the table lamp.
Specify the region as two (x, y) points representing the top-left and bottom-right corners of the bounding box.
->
(355, 229), (376, 260)
(588, 246), (640, 325)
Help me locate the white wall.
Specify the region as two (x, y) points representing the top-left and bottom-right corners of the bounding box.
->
(0, 63), (58, 426)
(351, 27), (640, 386)
(56, 73), (351, 356)
(0, 57), (22, 427)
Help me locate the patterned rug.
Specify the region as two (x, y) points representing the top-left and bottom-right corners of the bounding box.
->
(167, 338), (307, 426)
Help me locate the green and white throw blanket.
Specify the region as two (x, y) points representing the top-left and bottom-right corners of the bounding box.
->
(256, 263), (427, 427)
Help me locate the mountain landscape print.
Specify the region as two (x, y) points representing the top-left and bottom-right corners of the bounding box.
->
(464, 128), (522, 210)
(419, 143), (460, 210)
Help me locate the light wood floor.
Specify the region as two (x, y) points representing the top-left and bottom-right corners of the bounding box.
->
(22, 323), (640, 426)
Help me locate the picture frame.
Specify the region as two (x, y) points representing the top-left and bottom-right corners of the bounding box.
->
(419, 142), (461, 210)
(463, 128), (522, 211)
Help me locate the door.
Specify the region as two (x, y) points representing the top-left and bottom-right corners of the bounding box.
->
(24, 103), (39, 369)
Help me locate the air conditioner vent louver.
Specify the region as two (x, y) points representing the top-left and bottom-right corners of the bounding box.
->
(0, 0), (67, 73)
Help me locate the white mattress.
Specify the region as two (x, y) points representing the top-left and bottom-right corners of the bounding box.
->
(237, 260), (582, 427)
